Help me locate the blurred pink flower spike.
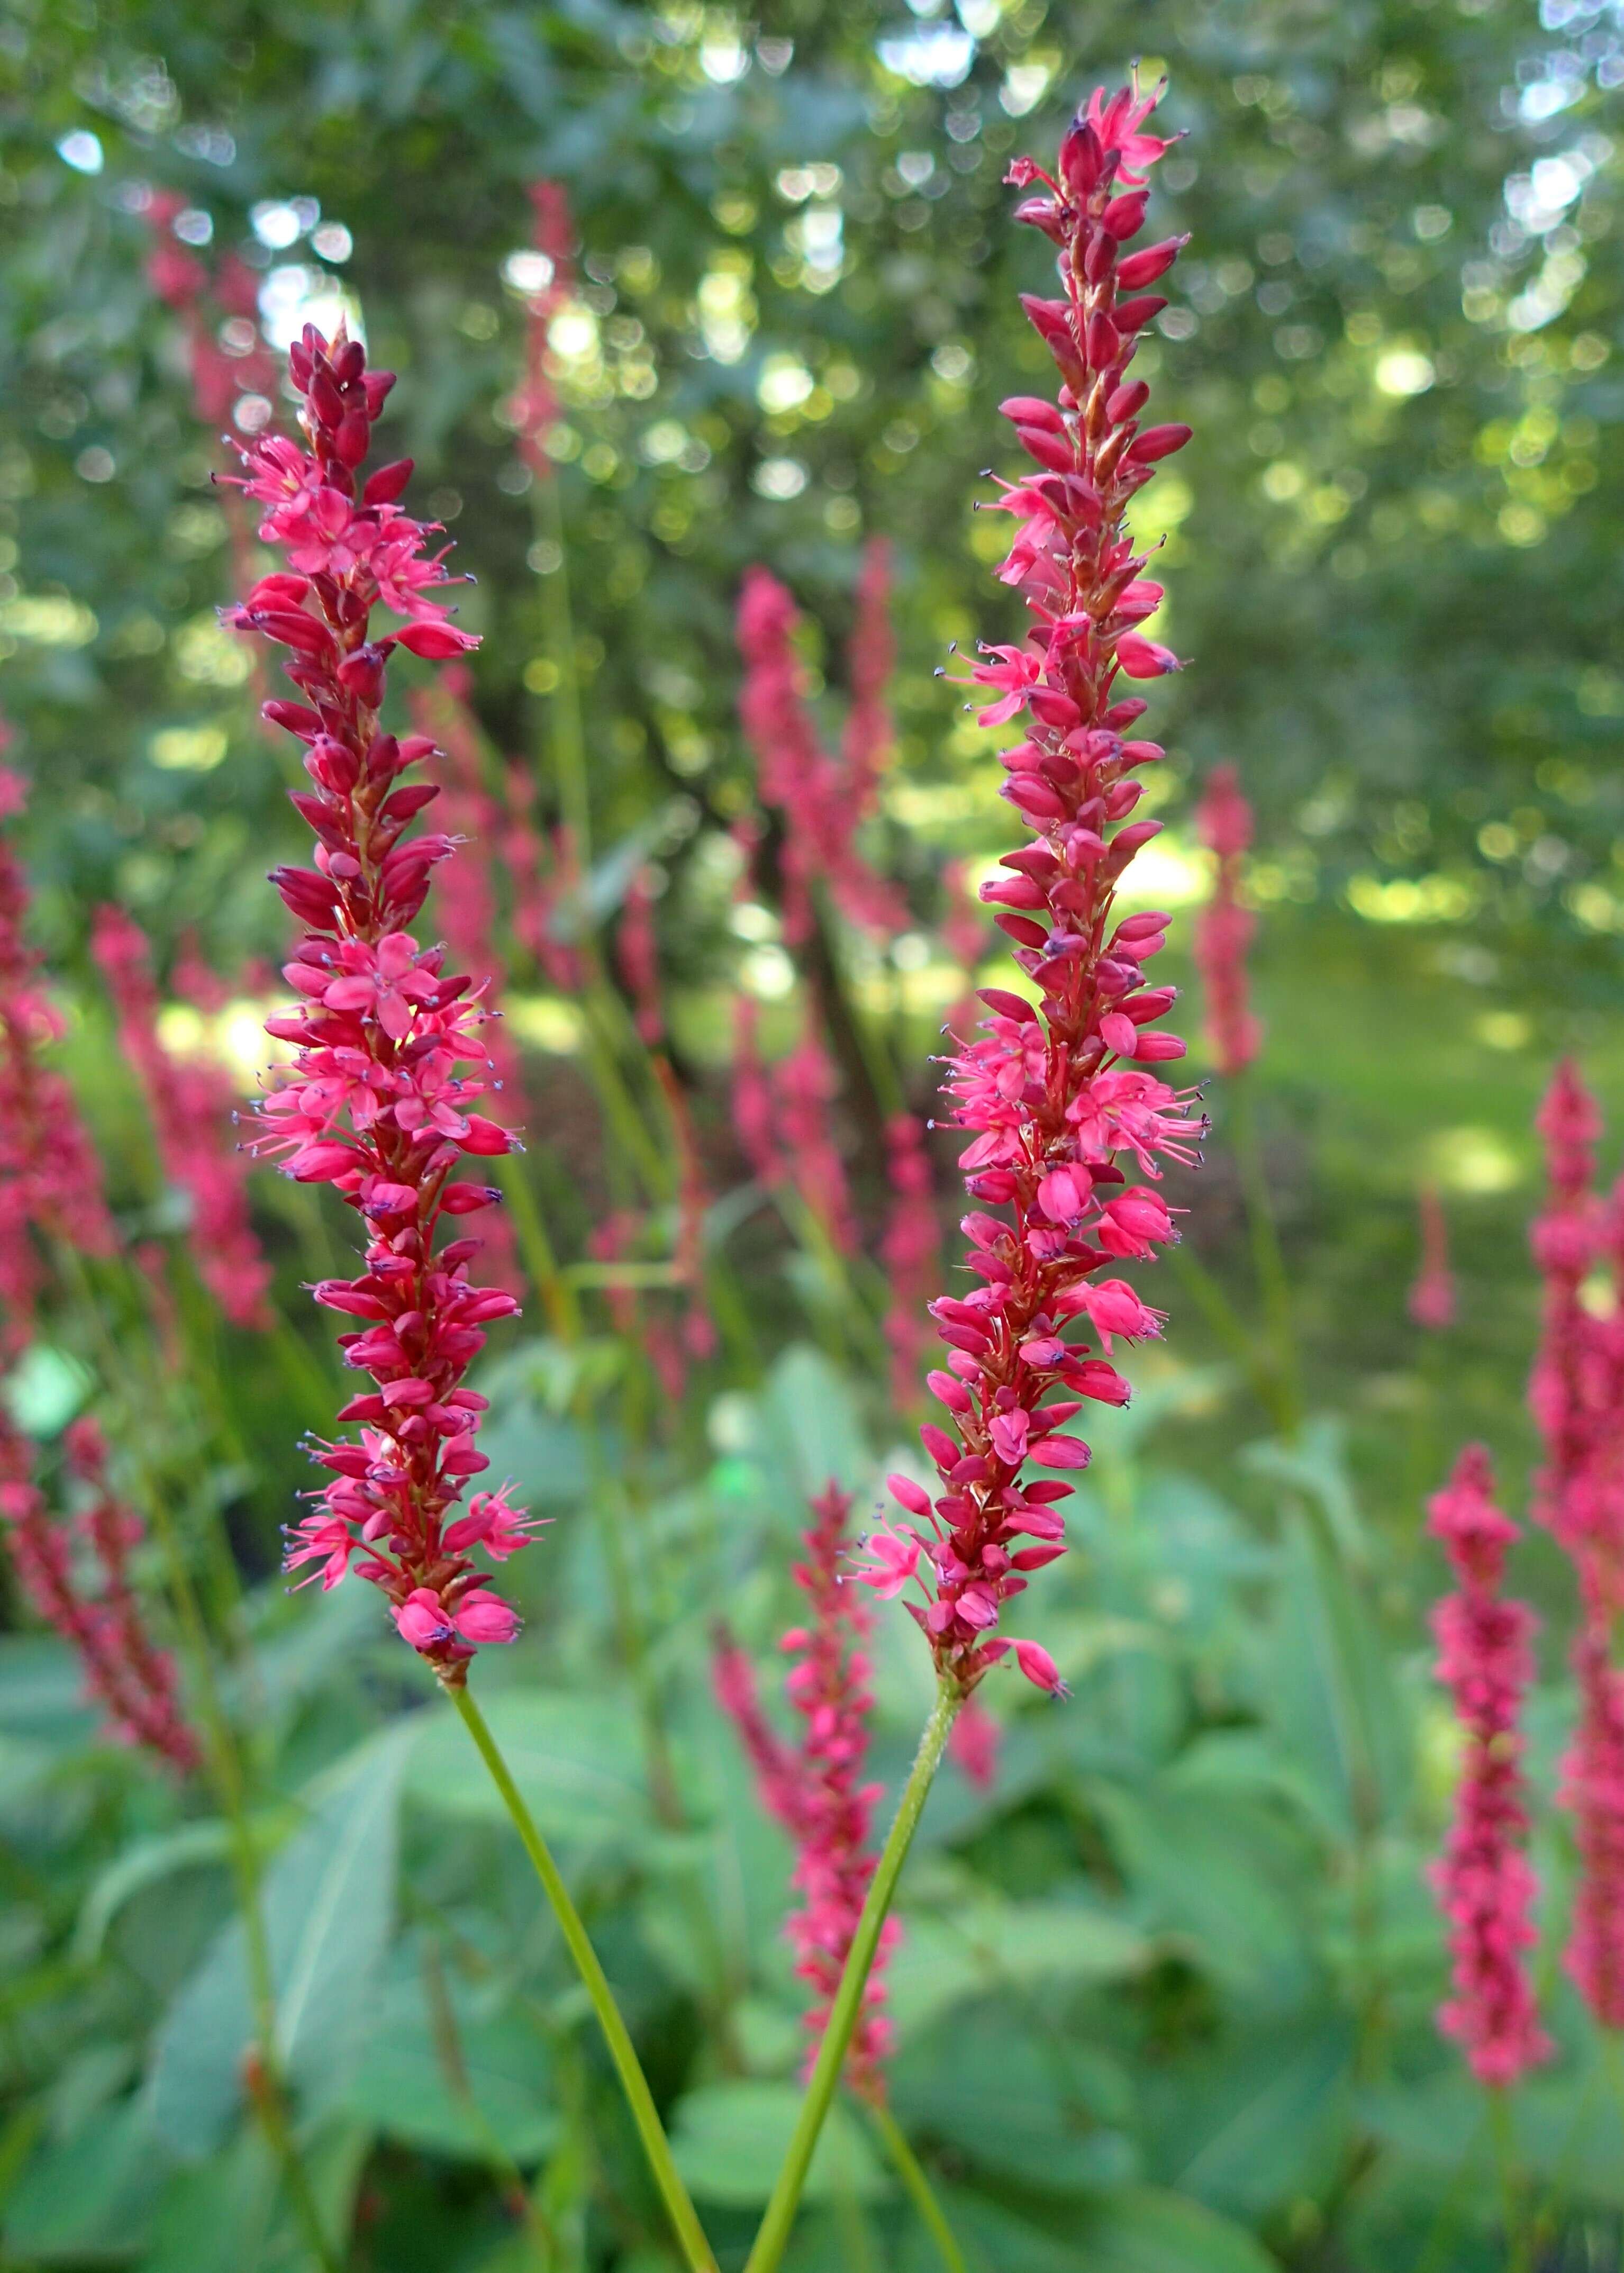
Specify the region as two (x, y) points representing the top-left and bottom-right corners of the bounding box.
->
(1426, 1444), (1550, 2088)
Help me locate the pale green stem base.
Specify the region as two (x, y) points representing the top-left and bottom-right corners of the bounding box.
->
(866, 2097), (967, 2273)
(444, 1679), (718, 2273)
(744, 1679), (963, 2273)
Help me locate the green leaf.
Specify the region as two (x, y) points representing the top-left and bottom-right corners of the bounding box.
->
(886, 1901), (1148, 2040)
(1082, 2186), (1281, 2273)
(1091, 1781), (1315, 2003)
(670, 2081), (885, 2207)
(337, 1941), (557, 2163)
(5, 2098), (170, 2261)
(139, 2118), (369, 2273)
(893, 2009), (1137, 2195)
(74, 1819), (245, 1964)
(147, 1724), (413, 2156)
(406, 1687), (648, 1849)
(1164, 2021), (1354, 2218)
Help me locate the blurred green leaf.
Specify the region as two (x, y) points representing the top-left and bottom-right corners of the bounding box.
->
(670, 2081), (884, 2207)
(406, 1687), (648, 1850)
(5, 2098), (169, 2262)
(147, 1725), (413, 2155)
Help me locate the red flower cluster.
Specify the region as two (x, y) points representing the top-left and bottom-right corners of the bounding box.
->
(1526, 1059), (1624, 2022)
(713, 1483), (898, 2100)
(91, 904), (275, 1332)
(737, 553), (906, 945)
(1192, 764), (1262, 1078)
(0, 1416), (198, 1771)
(0, 768), (114, 1347)
(223, 325), (536, 1677)
(1426, 1444), (1549, 2086)
(852, 78), (1202, 1695)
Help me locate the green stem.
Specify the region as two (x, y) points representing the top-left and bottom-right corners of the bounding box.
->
(1229, 1074), (1301, 1438)
(443, 1679), (718, 2273)
(865, 2098), (967, 2273)
(745, 1679), (962, 2273)
(497, 1153), (582, 1344)
(1486, 2086), (1530, 2273)
(1163, 1243), (1284, 1426)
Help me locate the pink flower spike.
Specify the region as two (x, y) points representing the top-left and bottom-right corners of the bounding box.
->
(1193, 764), (1262, 1079)
(862, 76), (1202, 1700)
(227, 323), (533, 1680)
(715, 1484), (899, 2100)
(1408, 1183), (1455, 1332)
(1425, 1445), (1550, 2088)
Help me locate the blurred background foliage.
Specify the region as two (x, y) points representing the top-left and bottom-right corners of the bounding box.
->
(0, 0), (1621, 2268)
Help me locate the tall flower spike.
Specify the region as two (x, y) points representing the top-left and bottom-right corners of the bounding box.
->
(1426, 1445), (1550, 2087)
(223, 323), (537, 1679)
(1528, 1058), (1603, 1565)
(714, 1483), (898, 2100)
(0, 1414), (199, 1772)
(91, 905), (275, 1333)
(1192, 763), (1261, 1077)
(1408, 1182), (1456, 1332)
(0, 767), (114, 1347)
(852, 76), (1202, 1695)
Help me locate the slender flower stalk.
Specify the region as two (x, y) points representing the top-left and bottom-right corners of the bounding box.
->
(1426, 1444), (1550, 2087)
(742, 81), (1202, 2273)
(92, 904), (275, 1332)
(0, 1414), (199, 1771)
(715, 1483), (899, 2099)
(1409, 1182), (1456, 1332)
(224, 325), (715, 2271)
(1192, 763), (1261, 1077)
(222, 323), (536, 1674)
(850, 75), (1200, 1697)
(0, 768), (114, 1346)
(879, 1113), (941, 1410)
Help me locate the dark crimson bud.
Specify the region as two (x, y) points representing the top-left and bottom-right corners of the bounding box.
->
(1084, 312), (1120, 369)
(1126, 423), (1192, 464)
(334, 411), (371, 467)
(362, 458), (414, 505)
(1114, 295), (1168, 333)
(1117, 235), (1187, 288)
(1101, 191), (1148, 239)
(1105, 379), (1150, 423)
(337, 646), (387, 706)
(1083, 230), (1117, 284)
(1058, 117), (1105, 197)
